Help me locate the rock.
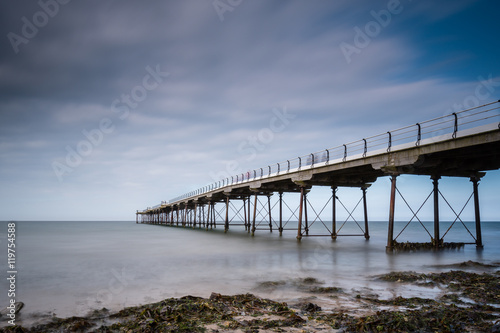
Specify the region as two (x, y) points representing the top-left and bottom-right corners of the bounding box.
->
(301, 302), (322, 313)
(0, 302), (24, 320)
(210, 292), (222, 300)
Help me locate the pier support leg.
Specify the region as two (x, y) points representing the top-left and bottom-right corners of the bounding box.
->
(206, 204), (210, 230)
(243, 197), (248, 231)
(362, 186), (370, 240)
(332, 186), (337, 240)
(268, 194), (273, 232)
(183, 207), (187, 227)
(297, 187), (304, 240)
(304, 190), (309, 236)
(279, 192), (283, 236)
(194, 203), (197, 229)
(248, 196), (251, 233)
(136, 211), (138, 224)
(225, 196), (230, 232)
(387, 175), (397, 251)
(252, 194), (257, 236)
(471, 176), (484, 249)
(211, 202), (216, 229)
(432, 176), (441, 249)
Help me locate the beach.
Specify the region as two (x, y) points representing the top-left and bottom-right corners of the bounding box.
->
(1, 221), (500, 331)
(2, 262), (499, 332)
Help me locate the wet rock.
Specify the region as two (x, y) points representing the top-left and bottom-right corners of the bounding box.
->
(301, 302), (322, 313)
(0, 302), (24, 320)
(209, 292), (222, 301)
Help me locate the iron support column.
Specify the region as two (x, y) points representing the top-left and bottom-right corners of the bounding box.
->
(212, 202), (216, 229)
(432, 176), (441, 248)
(225, 196), (230, 232)
(252, 194), (258, 236)
(243, 197), (248, 231)
(332, 186), (337, 240)
(387, 175), (397, 251)
(206, 203), (210, 230)
(362, 186), (370, 240)
(297, 187), (304, 240)
(471, 176), (483, 249)
(193, 203), (197, 228)
(304, 190), (309, 236)
(247, 196), (251, 233)
(183, 206), (187, 227)
(268, 194), (273, 232)
(279, 192), (283, 236)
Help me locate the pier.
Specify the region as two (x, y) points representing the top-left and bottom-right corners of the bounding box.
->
(138, 101), (500, 250)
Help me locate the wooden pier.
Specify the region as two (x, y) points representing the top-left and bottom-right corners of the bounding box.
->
(138, 101), (500, 250)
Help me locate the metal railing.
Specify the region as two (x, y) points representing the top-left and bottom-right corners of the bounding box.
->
(158, 100), (500, 207)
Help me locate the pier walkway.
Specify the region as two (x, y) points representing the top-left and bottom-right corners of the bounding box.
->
(138, 101), (500, 250)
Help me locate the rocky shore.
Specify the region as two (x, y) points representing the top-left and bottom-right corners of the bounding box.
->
(1, 262), (499, 332)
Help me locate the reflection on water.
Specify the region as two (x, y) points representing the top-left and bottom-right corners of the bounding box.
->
(0, 220), (498, 325)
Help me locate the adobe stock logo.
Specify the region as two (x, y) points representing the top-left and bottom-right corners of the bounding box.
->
(339, 0), (411, 64)
(7, 0), (72, 54)
(212, 0), (243, 22)
(208, 107), (295, 183)
(52, 65), (169, 182)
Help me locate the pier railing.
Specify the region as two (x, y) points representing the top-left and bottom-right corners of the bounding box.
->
(152, 100), (499, 209)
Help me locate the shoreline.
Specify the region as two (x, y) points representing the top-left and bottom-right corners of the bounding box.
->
(2, 262), (499, 332)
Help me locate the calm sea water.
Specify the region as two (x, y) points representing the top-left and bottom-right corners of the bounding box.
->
(0, 220), (499, 326)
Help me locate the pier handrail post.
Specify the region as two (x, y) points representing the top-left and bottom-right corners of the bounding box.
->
(387, 131), (392, 152)
(416, 123), (421, 146)
(452, 112), (458, 139)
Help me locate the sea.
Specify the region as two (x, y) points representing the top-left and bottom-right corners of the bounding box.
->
(0, 220), (499, 327)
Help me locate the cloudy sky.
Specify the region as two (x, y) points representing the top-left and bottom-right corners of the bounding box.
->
(1, 0), (499, 221)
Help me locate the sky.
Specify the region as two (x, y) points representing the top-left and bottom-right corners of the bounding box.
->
(0, 0), (499, 221)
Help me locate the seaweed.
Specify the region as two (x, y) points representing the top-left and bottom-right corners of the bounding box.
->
(3, 270), (499, 333)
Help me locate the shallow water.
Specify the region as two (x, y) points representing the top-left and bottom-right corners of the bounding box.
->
(0, 220), (499, 327)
